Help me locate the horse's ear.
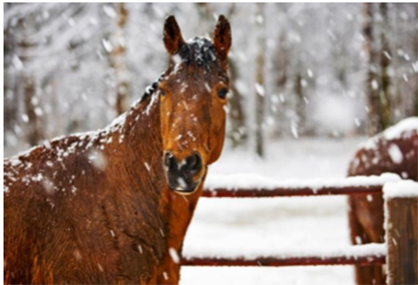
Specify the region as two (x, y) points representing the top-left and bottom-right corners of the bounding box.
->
(213, 15), (231, 63)
(163, 15), (185, 55)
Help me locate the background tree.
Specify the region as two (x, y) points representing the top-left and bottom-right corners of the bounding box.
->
(363, 3), (381, 136)
(109, 3), (130, 115)
(255, 3), (266, 157)
(378, 3), (392, 129)
(270, 28), (289, 137)
(225, 3), (248, 148)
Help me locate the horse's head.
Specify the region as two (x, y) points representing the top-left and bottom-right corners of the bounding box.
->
(158, 15), (231, 195)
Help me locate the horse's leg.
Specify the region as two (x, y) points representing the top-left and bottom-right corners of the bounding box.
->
(348, 195), (386, 285)
(155, 254), (181, 285)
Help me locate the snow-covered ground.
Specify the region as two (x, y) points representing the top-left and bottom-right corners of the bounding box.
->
(181, 137), (366, 285)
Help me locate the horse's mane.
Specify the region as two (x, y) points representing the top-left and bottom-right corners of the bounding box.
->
(138, 74), (164, 105)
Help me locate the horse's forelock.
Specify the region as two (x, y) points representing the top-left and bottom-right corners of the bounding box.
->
(177, 37), (218, 69)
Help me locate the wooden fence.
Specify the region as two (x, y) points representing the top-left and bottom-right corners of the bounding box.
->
(181, 175), (418, 285)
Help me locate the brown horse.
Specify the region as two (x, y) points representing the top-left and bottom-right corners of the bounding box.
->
(4, 15), (231, 284)
(347, 118), (418, 285)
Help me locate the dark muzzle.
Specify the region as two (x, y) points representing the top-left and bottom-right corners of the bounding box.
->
(163, 151), (202, 194)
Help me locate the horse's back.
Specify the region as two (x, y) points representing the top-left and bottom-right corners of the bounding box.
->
(348, 128), (418, 179)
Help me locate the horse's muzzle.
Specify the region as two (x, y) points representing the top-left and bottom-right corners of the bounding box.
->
(163, 151), (203, 194)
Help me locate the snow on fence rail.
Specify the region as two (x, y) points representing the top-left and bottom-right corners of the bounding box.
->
(182, 243), (386, 267)
(184, 176), (418, 285)
(202, 173), (401, 197)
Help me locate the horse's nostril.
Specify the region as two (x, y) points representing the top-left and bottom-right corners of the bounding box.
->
(164, 152), (202, 178)
(164, 152), (177, 170)
(187, 154), (197, 167)
(185, 154), (202, 174)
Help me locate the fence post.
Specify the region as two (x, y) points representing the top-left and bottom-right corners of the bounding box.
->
(384, 181), (418, 285)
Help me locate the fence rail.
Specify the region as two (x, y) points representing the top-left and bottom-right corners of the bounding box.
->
(182, 253), (386, 267)
(202, 185), (383, 198)
(182, 243), (387, 267)
(183, 175), (418, 285)
(201, 173), (400, 198)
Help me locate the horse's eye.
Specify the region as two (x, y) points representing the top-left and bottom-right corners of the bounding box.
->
(160, 89), (166, 96)
(217, 88), (228, 99)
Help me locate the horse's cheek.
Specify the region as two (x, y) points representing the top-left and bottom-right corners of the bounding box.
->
(160, 105), (170, 147)
(207, 118), (226, 164)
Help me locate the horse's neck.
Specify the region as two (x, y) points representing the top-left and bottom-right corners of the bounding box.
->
(122, 94), (164, 178)
(122, 94), (201, 253)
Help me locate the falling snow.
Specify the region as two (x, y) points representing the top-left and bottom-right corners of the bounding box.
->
(387, 144), (403, 164)
(3, 4), (417, 285)
(169, 247), (180, 264)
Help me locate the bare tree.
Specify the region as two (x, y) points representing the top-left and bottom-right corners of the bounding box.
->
(226, 4), (247, 148)
(114, 3), (129, 115)
(255, 3), (266, 157)
(293, 69), (305, 135)
(271, 30), (289, 136)
(104, 3), (130, 115)
(363, 3), (380, 136)
(228, 57), (248, 147)
(379, 3), (391, 128)
(275, 31), (288, 93)
(4, 8), (19, 139)
(364, 3), (395, 135)
(22, 76), (44, 146)
(17, 15), (44, 146)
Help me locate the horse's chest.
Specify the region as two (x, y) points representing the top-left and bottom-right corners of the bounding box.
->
(97, 210), (167, 281)
(59, 222), (166, 284)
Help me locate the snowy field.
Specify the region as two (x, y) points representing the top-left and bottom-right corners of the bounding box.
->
(181, 137), (366, 285)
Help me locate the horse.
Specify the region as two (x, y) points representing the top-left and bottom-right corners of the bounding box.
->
(4, 15), (231, 284)
(347, 117), (418, 285)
